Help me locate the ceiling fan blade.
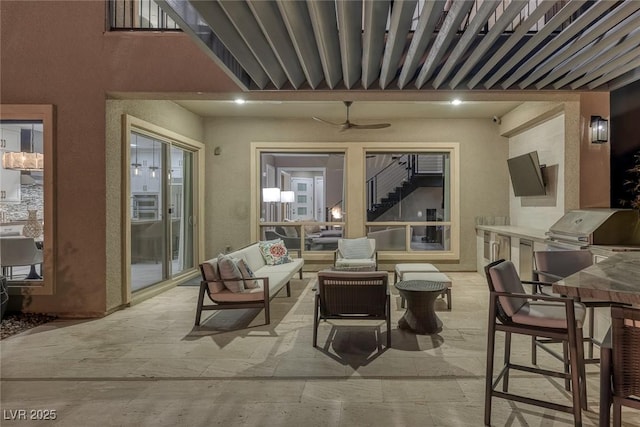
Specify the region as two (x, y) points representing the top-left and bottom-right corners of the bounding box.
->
(349, 123), (391, 130)
(312, 116), (341, 127)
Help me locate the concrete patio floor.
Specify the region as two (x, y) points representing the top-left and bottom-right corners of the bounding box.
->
(1, 272), (638, 426)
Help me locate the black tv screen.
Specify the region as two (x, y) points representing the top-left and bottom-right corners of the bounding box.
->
(507, 151), (546, 197)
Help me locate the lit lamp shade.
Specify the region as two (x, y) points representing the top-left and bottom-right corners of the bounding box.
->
(280, 191), (295, 203)
(262, 187), (281, 203)
(2, 152), (44, 170)
(331, 206), (343, 220)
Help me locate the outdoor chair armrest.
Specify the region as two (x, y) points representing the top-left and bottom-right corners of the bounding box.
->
(532, 269), (564, 282)
(491, 290), (577, 304)
(490, 290), (582, 327)
(205, 276), (270, 298)
(522, 279), (554, 294)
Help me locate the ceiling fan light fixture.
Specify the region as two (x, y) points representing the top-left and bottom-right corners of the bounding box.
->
(312, 101), (391, 131)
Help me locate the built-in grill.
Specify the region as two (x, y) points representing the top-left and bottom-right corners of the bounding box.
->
(546, 208), (640, 249)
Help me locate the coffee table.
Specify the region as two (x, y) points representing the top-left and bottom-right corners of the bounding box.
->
(395, 279), (447, 334)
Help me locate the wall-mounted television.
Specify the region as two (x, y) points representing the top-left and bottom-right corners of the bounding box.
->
(507, 151), (546, 197)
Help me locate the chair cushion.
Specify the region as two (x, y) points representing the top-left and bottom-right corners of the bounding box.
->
(512, 301), (586, 329)
(339, 238), (374, 259)
(335, 258), (377, 268)
(488, 260), (527, 317)
(259, 239), (292, 265)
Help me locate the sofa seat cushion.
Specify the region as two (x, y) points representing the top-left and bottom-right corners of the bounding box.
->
(209, 288), (265, 303)
(257, 258), (304, 274)
(252, 271), (291, 297)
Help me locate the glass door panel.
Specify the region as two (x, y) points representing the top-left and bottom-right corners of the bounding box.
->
(169, 146), (193, 276)
(130, 132), (164, 291)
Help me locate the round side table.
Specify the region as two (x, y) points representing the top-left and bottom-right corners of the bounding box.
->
(395, 280), (447, 334)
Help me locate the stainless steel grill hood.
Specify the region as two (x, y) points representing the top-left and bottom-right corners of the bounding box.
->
(546, 209), (640, 248)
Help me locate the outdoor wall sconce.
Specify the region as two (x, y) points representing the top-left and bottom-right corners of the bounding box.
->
(590, 116), (608, 143)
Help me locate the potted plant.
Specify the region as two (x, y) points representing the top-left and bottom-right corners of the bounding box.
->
(621, 152), (640, 211)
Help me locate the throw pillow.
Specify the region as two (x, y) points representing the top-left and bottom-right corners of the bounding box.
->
(259, 239), (292, 265)
(340, 238), (374, 259)
(216, 254), (245, 292)
(237, 258), (259, 289)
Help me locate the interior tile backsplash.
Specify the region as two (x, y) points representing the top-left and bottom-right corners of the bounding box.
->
(0, 184), (43, 222)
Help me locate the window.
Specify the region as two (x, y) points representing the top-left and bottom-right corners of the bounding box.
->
(253, 142), (459, 261)
(0, 105), (55, 294)
(257, 150), (345, 252)
(366, 152), (452, 252)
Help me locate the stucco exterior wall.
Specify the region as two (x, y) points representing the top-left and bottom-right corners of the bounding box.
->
(579, 92), (611, 208)
(0, 1), (237, 316)
(204, 117), (509, 272)
(0, 0), (614, 315)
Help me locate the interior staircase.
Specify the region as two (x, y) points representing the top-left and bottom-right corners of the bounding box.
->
(366, 154), (444, 222)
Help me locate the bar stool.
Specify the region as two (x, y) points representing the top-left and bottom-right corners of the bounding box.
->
(484, 259), (587, 427)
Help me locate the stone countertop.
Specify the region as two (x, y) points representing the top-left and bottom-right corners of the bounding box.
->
(475, 225), (548, 242)
(553, 252), (640, 306)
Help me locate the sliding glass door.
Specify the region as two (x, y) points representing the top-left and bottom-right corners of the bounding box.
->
(129, 131), (194, 292)
(169, 145), (193, 277)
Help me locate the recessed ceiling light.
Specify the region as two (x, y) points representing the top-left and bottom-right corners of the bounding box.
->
(234, 98), (246, 105)
(451, 99), (462, 106)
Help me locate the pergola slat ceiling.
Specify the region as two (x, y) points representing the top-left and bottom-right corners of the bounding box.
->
(158, 0), (640, 91)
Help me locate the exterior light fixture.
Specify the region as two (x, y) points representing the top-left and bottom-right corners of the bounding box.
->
(234, 98), (246, 105)
(451, 99), (462, 106)
(1, 124), (44, 171)
(590, 116), (608, 143)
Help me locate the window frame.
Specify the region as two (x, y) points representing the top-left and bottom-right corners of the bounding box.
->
(252, 142), (460, 262)
(122, 115), (205, 304)
(2, 105), (56, 294)
(364, 144), (460, 261)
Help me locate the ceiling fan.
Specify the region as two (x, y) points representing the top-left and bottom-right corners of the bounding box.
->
(313, 101), (391, 131)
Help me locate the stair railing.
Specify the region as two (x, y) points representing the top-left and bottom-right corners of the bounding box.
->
(367, 154), (418, 212)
